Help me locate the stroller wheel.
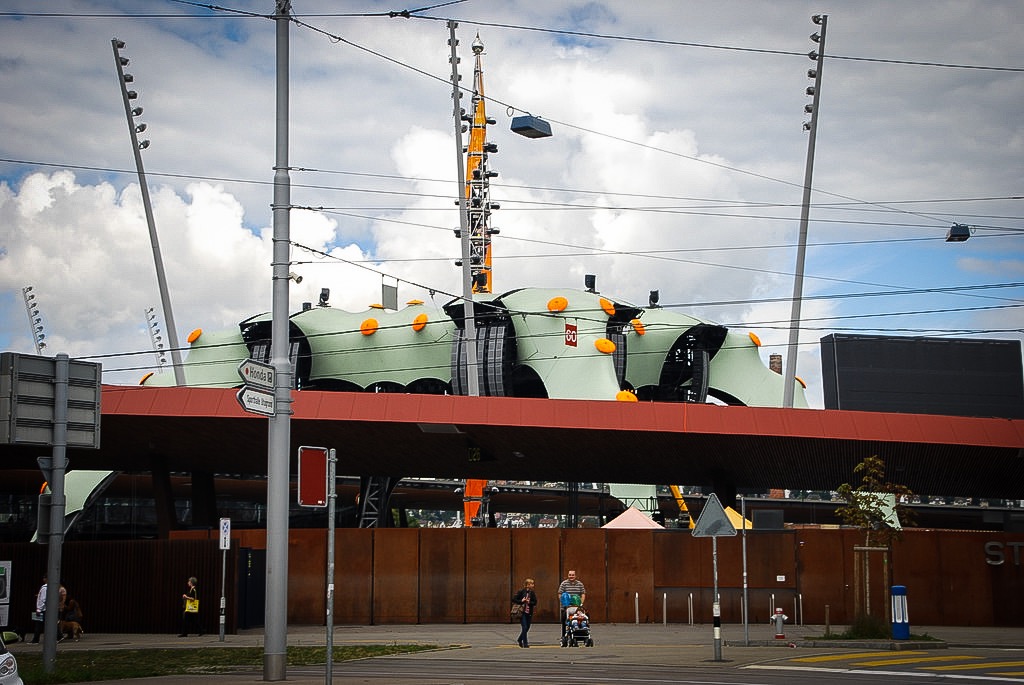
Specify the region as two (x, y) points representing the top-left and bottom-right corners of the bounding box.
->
(560, 636), (568, 647)
(569, 637), (577, 647)
(586, 638), (594, 647)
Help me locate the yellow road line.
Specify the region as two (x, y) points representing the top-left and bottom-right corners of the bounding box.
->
(927, 661), (1024, 671)
(793, 651), (923, 663)
(852, 655), (981, 667)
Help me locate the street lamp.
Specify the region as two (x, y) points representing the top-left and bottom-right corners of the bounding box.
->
(783, 14), (828, 408)
(946, 223), (971, 242)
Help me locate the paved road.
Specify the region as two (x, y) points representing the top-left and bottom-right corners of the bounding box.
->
(11, 622), (1024, 684)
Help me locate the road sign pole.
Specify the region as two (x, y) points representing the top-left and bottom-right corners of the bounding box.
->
(265, 3), (292, 679)
(690, 493), (735, 663)
(741, 495), (749, 646)
(219, 517), (230, 642)
(712, 536), (722, 662)
(325, 448), (336, 685)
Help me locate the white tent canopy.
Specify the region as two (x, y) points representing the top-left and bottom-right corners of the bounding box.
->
(602, 506), (665, 529)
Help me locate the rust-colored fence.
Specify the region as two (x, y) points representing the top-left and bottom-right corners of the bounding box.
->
(0, 539), (237, 635)
(2, 527), (1021, 633)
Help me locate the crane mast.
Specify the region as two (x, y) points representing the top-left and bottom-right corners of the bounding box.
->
(461, 34), (498, 295)
(461, 34), (497, 526)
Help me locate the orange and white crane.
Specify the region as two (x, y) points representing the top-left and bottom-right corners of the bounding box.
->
(460, 33), (499, 296)
(460, 34), (499, 525)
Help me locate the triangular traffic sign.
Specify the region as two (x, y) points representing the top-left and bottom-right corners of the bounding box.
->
(691, 493), (737, 537)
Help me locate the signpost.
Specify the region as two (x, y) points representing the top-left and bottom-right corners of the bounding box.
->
(218, 517), (230, 642)
(236, 386), (276, 416)
(237, 359), (275, 389)
(298, 447), (329, 508)
(297, 446), (335, 685)
(691, 493), (736, 662)
(0, 352), (101, 447)
(236, 359), (276, 416)
(0, 561), (10, 628)
(1, 353), (100, 675)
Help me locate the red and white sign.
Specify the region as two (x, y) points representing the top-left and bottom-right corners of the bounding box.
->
(564, 323), (578, 347)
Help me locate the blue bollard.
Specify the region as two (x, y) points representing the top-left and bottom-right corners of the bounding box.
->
(891, 585), (909, 640)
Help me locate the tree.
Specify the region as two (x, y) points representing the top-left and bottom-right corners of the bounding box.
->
(835, 455), (915, 545)
(835, 455), (915, 628)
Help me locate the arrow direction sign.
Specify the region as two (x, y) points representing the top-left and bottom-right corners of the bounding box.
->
(237, 358), (275, 390)
(236, 386), (275, 417)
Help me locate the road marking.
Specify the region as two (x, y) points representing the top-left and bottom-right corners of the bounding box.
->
(851, 655), (982, 667)
(793, 650), (923, 662)
(749, 664), (1024, 681)
(927, 660), (1024, 671)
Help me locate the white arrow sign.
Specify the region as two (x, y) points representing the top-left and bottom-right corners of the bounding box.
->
(237, 358), (275, 390)
(236, 386), (275, 416)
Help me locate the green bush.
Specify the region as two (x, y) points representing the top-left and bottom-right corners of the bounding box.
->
(839, 613), (890, 639)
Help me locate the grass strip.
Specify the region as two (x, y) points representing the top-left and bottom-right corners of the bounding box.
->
(16, 644), (437, 684)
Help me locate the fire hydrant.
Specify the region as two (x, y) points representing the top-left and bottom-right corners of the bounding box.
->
(772, 607), (788, 639)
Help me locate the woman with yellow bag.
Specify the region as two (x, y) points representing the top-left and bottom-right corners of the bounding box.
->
(178, 576), (201, 637)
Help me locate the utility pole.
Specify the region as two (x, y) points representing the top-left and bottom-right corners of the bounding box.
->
(447, 21), (480, 397)
(265, 1), (293, 680)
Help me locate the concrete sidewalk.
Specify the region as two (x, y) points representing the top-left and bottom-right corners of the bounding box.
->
(10, 622), (1024, 684)
(13, 621), (1023, 651)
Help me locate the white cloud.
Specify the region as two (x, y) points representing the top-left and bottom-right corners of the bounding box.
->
(1, 0), (1022, 402)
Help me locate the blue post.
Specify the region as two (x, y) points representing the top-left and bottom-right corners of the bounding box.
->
(891, 585), (909, 640)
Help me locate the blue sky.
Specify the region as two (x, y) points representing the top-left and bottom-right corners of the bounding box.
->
(1, 0), (1022, 405)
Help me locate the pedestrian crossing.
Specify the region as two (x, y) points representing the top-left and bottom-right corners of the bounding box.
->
(748, 649), (1024, 681)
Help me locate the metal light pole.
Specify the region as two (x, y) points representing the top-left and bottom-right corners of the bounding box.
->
(447, 20), (480, 397)
(111, 39), (185, 386)
(741, 495), (750, 645)
(325, 448), (336, 685)
(783, 14), (827, 408)
(265, 1), (293, 680)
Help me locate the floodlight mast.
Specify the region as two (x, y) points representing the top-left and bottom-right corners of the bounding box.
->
(783, 14), (828, 408)
(111, 39), (185, 386)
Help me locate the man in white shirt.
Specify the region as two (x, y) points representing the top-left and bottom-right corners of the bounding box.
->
(31, 576), (47, 643)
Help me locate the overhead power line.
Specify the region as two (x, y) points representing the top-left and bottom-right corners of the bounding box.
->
(400, 14), (1024, 73)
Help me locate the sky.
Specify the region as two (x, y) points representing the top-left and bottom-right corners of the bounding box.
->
(1, 0), (1022, 408)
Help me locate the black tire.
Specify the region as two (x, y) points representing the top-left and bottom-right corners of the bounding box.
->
(586, 638), (594, 647)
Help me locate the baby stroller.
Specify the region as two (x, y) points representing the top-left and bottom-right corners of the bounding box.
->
(560, 596), (594, 647)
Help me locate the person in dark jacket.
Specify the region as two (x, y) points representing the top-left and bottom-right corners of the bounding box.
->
(512, 578), (537, 647)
